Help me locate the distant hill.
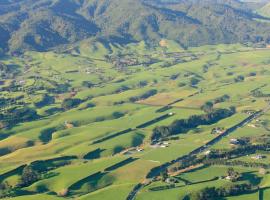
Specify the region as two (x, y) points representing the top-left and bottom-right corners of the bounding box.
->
(1, 0), (270, 53)
(259, 2), (270, 17)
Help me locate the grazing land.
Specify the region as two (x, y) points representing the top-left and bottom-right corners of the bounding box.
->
(0, 40), (270, 200)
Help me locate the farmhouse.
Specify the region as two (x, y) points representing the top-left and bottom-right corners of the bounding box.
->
(248, 124), (257, 128)
(230, 138), (239, 145)
(211, 127), (224, 134)
(204, 150), (211, 155)
(251, 155), (265, 160)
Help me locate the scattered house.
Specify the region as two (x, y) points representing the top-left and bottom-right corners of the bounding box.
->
(64, 121), (74, 129)
(163, 141), (170, 145)
(251, 155), (265, 160)
(17, 80), (26, 85)
(242, 110), (256, 115)
(136, 147), (144, 152)
(160, 144), (168, 148)
(160, 141), (170, 148)
(230, 138), (239, 145)
(204, 150), (211, 155)
(151, 141), (170, 148)
(211, 127), (225, 134)
(225, 176), (232, 180)
(70, 91), (77, 97)
(168, 112), (174, 116)
(165, 177), (178, 184)
(248, 124), (257, 128)
(230, 138), (249, 146)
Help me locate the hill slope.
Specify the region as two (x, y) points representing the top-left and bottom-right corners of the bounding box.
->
(259, 2), (270, 17)
(1, 0), (270, 53)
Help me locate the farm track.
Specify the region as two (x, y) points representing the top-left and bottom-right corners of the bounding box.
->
(126, 104), (270, 200)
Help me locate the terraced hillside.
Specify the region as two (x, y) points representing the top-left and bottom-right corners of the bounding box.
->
(0, 40), (270, 200)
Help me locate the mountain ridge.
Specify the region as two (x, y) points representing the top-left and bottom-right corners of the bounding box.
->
(1, 0), (270, 54)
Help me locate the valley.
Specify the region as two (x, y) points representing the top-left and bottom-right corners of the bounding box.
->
(0, 40), (270, 200)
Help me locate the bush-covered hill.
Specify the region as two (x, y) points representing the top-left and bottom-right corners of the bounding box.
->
(1, 0), (270, 53)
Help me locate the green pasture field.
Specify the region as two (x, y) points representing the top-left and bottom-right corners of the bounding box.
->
(0, 41), (270, 199)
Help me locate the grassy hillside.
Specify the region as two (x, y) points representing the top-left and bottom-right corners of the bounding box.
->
(259, 2), (270, 17)
(0, 40), (270, 199)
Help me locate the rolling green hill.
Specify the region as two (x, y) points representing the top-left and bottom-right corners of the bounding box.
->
(1, 1), (270, 200)
(0, 39), (270, 199)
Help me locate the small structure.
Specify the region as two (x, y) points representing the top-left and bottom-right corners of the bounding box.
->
(225, 176), (232, 180)
(64, 121), (74, 129)
(163, 141), (170, 145)
(204, 150), (211, 155)
(17, 80), (26, 85)
(136, 147), (144, 152)
(211, 127), (225, 134)
(160, 145), (168, 148)
(248, 124), (257, 128)
(230, 138), (239, 145)
(251, 155), (265, 160)
(242, 110), (256, 115)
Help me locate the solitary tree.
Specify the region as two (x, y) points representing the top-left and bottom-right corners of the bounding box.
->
(201, 101), (214, 113)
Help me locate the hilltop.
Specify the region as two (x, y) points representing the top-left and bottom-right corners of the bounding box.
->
(1, 0), (270, 53)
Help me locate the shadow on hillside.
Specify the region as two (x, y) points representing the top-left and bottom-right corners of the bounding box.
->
(0, 165), (26, 182)
(68, 171), (115, 195)
(83, 148), (105, 160)
(104, 157), (138, 171)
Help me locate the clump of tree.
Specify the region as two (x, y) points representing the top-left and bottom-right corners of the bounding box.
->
(178, 82), (186, 87)
(200, 101), (214, 113)
(17, 165), (40, 187)
(81, 81), (94, 88)
(115, 85), (130, 93)
(34, 94), (55, 108)
(190, 77), (200, 86)
(226, 167), (241, 182)
(249, 72), (257, 77)
(187, 183), (253, 200)
(213, 94), (230, 104)
(61, 98), (82, 110)
(48, 83), (70, 94)
(170, 73), (180, 80)
(112, 111), (125, 119)
(201, 95), (230, 113)
(251, 89), (270, 98)
(137, 80), (148, 87)
(129, 89), (157, 102)
(160, 169), (169, 182)
(234, 75), (245, 82)
(0, 182), (13, 198)
(151, 107), (236, 142)
(0, 107), (39, 127)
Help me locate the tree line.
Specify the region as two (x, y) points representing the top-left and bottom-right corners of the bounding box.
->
(185, 183), (255, 200)
(151, 107), (236, 143)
